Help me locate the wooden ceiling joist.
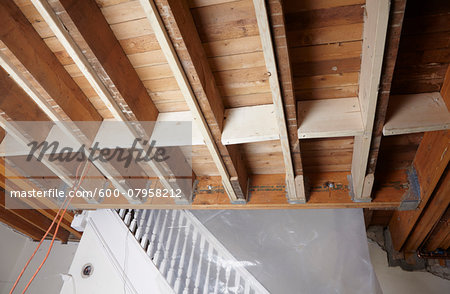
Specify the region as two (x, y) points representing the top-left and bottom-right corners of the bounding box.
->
(139, 0), (250, 203)
(29, 0), (125, 121)
(388, 129), (450, 251)
(365, 0), (407, 198)
(32, 0), (195, 203)
(0, 158), (81, 239)
(0, 67), (107, 206)
(68, 169), (408, 210)
(350, 0), (390, 202)
(0, 205), (46, 241)
(389, 66), (450, 251)
(1, 189), (70, 242)
(253, 0), (305, 203)
(403, 169), (450, 252)
(267, 0), (306, 203)
(0, 0), (101, 123)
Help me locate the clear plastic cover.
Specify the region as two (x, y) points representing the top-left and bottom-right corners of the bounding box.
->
(189, 209), (382, 294)
(69, 208), (382, 294)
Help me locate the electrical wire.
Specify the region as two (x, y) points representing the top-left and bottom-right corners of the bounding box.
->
(21, 162), (91, 293)
(9, 161), (89, 294)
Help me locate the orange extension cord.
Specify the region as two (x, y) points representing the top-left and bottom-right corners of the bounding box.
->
(9, 161), (91, 294)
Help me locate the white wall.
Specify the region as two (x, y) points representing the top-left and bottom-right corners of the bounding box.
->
(0, 223), (78, 294)
(369, 241), (450, 294)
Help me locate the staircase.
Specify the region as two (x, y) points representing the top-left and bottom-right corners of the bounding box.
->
(116, 209), (269, 294)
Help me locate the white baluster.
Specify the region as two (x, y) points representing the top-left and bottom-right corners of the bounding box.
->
(174, 223), (191, 293)
(135, 210), (148, 242)
(167, 212), (185, 285)
(193, 235), (206, 294)
(234, 273), (241, 294)
(160, 210), (178, 274)
(213, 261), (221, 294)
(147, 210), (163, 258)
(224, 265), (231, 293)
(203, 245), (214, 294)
(244, 282), (250, 294)
(118, 209), (126, 219)
(124, 209), (132, 226)
(153, 210), (170, 266)
(183, 228), (199, 294)
(141, 210), (154, 249)
(129, 209), (139, 233)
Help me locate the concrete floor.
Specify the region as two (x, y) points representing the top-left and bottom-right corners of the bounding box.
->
(369, 241), (450, 294)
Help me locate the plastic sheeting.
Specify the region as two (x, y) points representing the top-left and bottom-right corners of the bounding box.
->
(191, 209), (382, 294)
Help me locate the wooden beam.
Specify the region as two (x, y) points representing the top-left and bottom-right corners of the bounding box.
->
(30, 0), (124, 121)
(66, 170), (409, 210)
(362, 0), (407, 199)
(0, 189), (70, 242)
(0, 158), (82, 239)
(0, 0), (101, 123)
(351, 0), (390, 201)
(383, 92), (450, 136)
(0, 206), (45, 241)
(404, 169), (449, 251)
(0, 66), (108, 203)
(253, 0), (305, 202)
(139, 0), (249, 203)
(389, 64), (450, 251)
(389, 131), (450, 251)
(267, 0), (306, 203)
(425, 207), (450, 251)
(31, 0), (194, 203)
(297, 98), (364, 139)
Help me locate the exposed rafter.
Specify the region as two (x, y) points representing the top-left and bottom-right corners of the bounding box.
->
(388, 67), (450, 251)
(0, 1), (101, 123)
(403, 169), (449, 252)
(65, 171), (408, 210)
(365, 0), (407, 197)
(351, 0), (390, 201)
(266, 0), (306, 203)
(0, 158), (81, 238)
(139, 0), (249, 203)
(31, 0), (195, 203)
(252, 0), (305, 202)
(1, 189), (70, 242)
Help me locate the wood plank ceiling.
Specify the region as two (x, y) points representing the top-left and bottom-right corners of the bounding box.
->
(0, 0), (449, 232)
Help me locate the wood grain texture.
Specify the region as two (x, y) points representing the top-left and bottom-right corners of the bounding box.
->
(0, 189), (70, 242)
(366, 0), (407, 179)
(298, 98), (364, 138)
(425, 207), (450, 251)
(253, 0), (304, 201)
(389, 130), (450, 251)
(268, 0), (305, 193)
(143, 0), (249, 202)
(351, 0), (390, 200)
(383, 92), (450, 136)
(391, 0), (450, 95)
(57, 0), (160, 122)
(0, 0), (101, 122)
(404, 169), (450, 251)
(65, 171), (408, 209)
